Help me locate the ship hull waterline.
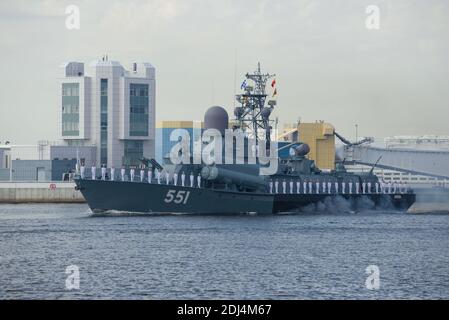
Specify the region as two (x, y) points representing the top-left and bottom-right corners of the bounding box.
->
(74, 179), (416, 215)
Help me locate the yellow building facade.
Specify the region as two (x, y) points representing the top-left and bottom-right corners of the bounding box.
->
(298, 121), (335, 170)
(279, 121), (336, 170)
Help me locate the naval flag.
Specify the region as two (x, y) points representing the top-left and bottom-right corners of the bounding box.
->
(240, 79), (247, 90)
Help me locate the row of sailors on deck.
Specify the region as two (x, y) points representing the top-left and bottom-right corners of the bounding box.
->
(268, 179), (408, 194)
(80, 166), (408, 194)
(80, 165), (202, 188)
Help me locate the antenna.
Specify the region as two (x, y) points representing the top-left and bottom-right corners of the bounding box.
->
(233, 63), (275, 148)
(369, 156), (383, 174)
(233, 49), (237, 108)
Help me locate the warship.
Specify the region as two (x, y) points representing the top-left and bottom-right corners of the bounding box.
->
(74, 64), (416, 214)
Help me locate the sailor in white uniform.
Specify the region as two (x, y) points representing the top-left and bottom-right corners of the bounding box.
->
(101, 165), (106, 181)
(140, 168), (145, 182)
(303, 181), (307, 194)
(289, 180), (294, 194)
(342, 182), (346, 194)
(355, 182), (360, 194)
(308, 181), (313, 194)
(181, 172), (185, 187)
(269, 180), (273, 194)
(334, 181), (339, 194)
(165, 172), (170, 185)
(173, 172), (178, 186)
(327, 181), (332, 194)
(348, 181), (353, 194)
(275, 180), (279, 193)
(322, 181), (326, 194)
(110, 167), (115, 181)
(296, 181), (300, 194)
(282, 180), (287, 194)
(190, 172), (194, 187)
(362, 181), (366, 194)
(130, 168), (135, 182)
(367, 182), (372, 194)
(375, 182), (379, 194)
(316, 181), (320, 194)
(197, 175), (201, 188)
(148, 169), (152, 183)
(121, 167), (126, 181)
(91, 165), (96, 180)
(80, 165), (85, 179)
(156, 169), (161, 184)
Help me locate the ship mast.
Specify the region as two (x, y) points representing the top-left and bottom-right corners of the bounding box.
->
(234, 63), (276, 150)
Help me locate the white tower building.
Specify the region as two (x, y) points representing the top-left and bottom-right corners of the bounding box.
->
(59, 57), (156, 168)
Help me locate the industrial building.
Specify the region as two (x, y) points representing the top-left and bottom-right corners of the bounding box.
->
(59, 57), (156, 168)
(0, 145), (10, 180)
(341, 135), (449, 187)
(155, 121), (203, 164)
(155, 119), (258, 164)
(279, 121), (336, 170)
(0, 142), (96, 182)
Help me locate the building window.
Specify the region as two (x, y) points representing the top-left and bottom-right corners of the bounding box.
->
(129, 83), (149, 136)
(100, 79), (108, 165)
(123, 140), (143, 166)
(101, 79), (108, 96)
(62, 83), (80, 136)
(139, 87), (148, 96)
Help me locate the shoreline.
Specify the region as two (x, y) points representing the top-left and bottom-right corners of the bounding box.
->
(0, 182), (85, 203)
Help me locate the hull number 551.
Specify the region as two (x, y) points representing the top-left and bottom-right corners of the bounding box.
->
(164, 190), (191, 204)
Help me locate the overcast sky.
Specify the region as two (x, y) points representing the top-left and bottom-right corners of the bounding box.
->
(0, 0), (448, 144)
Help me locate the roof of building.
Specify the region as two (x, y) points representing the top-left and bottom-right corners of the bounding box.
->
(89, 60), (123, 67)
(156, 120), (204, 129)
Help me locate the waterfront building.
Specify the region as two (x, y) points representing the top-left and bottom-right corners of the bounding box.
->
(343, 135), (449, 187)
(59, 57), (156, 167)
(0, 142), (96, 181)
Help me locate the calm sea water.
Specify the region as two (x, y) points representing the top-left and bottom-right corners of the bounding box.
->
(0, 203), (448, 299)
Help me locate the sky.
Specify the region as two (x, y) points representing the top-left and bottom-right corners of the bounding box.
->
(0, 0), (448, 144)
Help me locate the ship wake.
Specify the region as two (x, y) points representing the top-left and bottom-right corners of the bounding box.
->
(88, 209), (191, 217)
(284, 195), (401, 215)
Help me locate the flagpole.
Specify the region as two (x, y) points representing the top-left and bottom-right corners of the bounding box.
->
(233, 48), (237, 108)
(76, 147), (80, 176)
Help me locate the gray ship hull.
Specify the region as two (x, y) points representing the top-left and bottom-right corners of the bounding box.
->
(74, 179), (416, 214)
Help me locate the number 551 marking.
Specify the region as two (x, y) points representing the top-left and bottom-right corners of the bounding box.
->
(164, 190), (190, 204)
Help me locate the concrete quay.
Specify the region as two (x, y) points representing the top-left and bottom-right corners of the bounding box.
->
(0, 182), (85, 203)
